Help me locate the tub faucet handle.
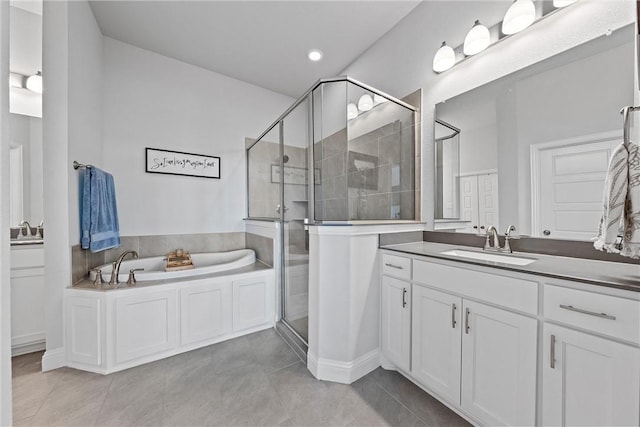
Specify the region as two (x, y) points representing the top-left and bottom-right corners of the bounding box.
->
(127, 268), (144, 286)
(90, 268), (104, 288)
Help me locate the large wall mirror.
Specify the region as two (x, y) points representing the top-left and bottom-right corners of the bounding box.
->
(434, 23), (634, 241)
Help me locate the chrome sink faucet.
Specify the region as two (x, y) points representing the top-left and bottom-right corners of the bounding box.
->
(484, 226), (500, 251)
(18, 220), (32, 238)
(483, 225), (518, 253)
(109, 250), (139, 287)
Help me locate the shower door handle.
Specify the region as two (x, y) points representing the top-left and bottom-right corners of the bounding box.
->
(276, 204), (289, 214)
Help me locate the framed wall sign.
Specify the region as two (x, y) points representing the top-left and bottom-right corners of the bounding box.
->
(145, 148), (220, 179)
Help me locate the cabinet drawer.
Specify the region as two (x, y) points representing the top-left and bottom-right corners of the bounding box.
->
(414, 259), (538, 315)
(544, 284), (640, 344)
(382, 254), (411, 280)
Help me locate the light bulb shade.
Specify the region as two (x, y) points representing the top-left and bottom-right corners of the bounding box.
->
(357, 94), (373, 112)
(26, 71), (42, 94)
(373, 94), (388, 104)
(463, 21), (490, 56)
(347, 103), (358, 120)
(502, 0), (536, 35)
(553, 0), (576, 7)
(433, 42), (455, 72)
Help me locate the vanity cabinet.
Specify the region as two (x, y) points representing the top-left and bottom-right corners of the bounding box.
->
(411, 284), (537, 426)
(381, 275), (411, 371)
(380, 248), (640, 427)
(542, 282), (640, 427)
(542, 324), (640, 427)
(10, 245), (46, 355)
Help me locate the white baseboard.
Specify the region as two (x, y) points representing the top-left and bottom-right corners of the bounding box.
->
(11, 340), (45, 357)
(41, 347), (66, 372)
(308, 349), (380, 384)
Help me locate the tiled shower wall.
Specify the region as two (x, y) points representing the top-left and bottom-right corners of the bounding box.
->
(314, 121), (416, 220)
(72, 231), (273, 284)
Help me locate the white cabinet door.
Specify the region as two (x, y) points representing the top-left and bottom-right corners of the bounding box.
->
(180, 281), (232, 346)
(411, 286), (461, 404)
(66, 296), (102, 366)
(381, 276), (411, 371)
(11, 272), (45, 352)
(461, 300), (537, 426)
(115, 289), (178, 364)
(232, 277), (272, 332)
(543, 323), (640, 427)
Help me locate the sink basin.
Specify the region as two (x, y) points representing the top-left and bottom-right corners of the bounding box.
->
(440, 249), (537, 266)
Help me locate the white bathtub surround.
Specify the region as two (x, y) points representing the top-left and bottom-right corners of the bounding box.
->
(65, 263), (274, 374)
(307, 222), (424, 384)
(89, 249), (255, 283)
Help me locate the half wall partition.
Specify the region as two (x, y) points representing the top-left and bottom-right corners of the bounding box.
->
(247, 77), (417, 344)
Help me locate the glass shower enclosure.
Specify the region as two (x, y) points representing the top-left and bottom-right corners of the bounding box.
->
(247, 77), (417, 344)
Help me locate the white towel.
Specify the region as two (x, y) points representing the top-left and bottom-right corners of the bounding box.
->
(594, 142), (640, 258)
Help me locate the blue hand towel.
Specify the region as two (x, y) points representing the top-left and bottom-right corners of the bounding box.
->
(80, 167), (121, 252)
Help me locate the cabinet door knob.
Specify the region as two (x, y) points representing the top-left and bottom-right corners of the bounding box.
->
(543, 229), (551, 236)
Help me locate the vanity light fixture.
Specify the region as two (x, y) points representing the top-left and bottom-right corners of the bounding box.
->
(553, 0), (576, 7)
(433, 0), (576, 74)
(463, 20), (490, 56)
(357, 94), (374, 112)
(502, 0), (536, 35)
(307, 49), (323, 62)
(347, 103), (359, 120)
(26, 71), (42, 94)
(433, 41), (456, 73)
(373, 94), (388, 104)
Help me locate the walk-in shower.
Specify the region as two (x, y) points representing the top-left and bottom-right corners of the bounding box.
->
(247, 77), (417, 345)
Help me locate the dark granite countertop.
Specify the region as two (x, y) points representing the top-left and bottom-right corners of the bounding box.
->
(381, 241), (640, 293)
(70, 261), (273, 292)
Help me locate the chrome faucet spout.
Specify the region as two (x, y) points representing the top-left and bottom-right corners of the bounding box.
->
(485, 226), (500, 249)
(109, 250), (139, 287)
(18, 220), (32, 238)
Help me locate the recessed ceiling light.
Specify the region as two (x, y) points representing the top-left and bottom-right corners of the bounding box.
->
(307, 49), (323, 62)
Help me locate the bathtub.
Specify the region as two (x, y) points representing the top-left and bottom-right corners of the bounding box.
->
(90, 249), (256, 282)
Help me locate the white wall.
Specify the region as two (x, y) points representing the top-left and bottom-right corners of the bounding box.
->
(42, 0), (103, 364)
(0, 0), (12, 423)
(341, 0), (636, 227)
(102, 37), (294, 236)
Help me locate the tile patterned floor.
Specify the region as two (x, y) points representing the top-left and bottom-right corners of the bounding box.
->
(12, 329), (470, 426)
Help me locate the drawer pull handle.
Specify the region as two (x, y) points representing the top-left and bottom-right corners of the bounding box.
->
(402, 288), (407, 308)
(385, 263), (403, 270)
(550, 334), (556, 369)
(559, 304), (616, 321)
(451, 303), (457, 329)
(465, 308), (470, 334)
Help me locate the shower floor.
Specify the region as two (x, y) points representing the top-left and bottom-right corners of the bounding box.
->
(285, 316), (308, 342)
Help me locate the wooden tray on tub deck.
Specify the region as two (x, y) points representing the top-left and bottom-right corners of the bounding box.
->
(165, 251), (194, 272)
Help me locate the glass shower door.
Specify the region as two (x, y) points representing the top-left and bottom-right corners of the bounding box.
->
(280, 99), (311, 342)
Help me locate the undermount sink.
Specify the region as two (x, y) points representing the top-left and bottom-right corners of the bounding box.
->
(440, 249), (537, 266)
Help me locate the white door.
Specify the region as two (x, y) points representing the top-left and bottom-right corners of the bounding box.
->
(459, 175), (479, 231)
(180, 280), (232, 346)
(543, 323), (640, 427)
(535, 137), (620, 240)
(411, 286), (461, 404)
(381, 275), (411, 371)
(477, 173), (499, 230)
(461, 300), (537, 426)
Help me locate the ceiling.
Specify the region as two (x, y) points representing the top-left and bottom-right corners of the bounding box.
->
(88, 0), (421, 98)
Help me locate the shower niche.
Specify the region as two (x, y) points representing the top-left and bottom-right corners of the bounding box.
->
(247, 77), (417, 344)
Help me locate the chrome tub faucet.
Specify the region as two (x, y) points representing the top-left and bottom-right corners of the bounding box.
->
(109, 250), (139, 287)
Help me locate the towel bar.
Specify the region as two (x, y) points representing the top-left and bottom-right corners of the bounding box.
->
(73, 160), (93, 170)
